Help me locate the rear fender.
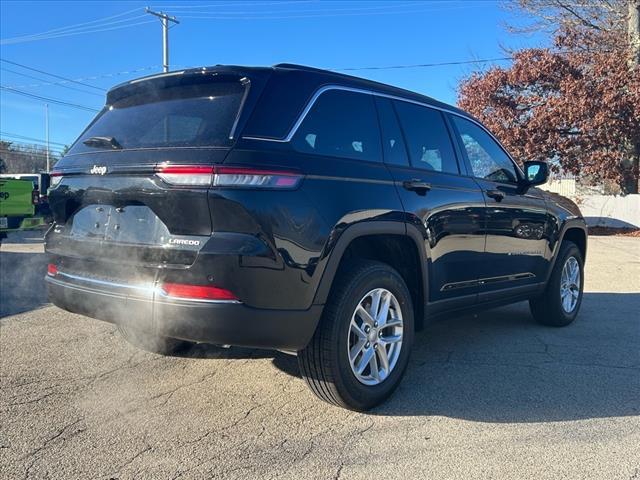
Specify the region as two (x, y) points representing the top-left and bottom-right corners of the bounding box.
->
(312, 221), (429, 309)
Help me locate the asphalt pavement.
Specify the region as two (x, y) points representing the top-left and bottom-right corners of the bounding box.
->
(1, 233), (639, 479)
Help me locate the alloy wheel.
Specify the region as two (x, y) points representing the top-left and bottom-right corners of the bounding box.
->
(347, 288), (404, 386)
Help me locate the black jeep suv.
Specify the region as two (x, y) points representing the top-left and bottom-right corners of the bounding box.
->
(46, 64), (587, 410)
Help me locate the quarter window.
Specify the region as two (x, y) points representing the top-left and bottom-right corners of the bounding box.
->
(393, 101), (459, 174)
(291, 90), (382, 162)
(450, 116), (518, 183)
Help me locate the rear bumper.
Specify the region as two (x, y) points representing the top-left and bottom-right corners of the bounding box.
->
(46, 273), (322, 351)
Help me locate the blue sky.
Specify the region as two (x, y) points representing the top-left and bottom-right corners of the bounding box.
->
(0, 0), (544, 152)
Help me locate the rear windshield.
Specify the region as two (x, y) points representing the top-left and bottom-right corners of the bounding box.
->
(69, 81), (246, 154)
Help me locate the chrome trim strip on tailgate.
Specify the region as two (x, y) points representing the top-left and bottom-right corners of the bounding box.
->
(47, 271), (241, 304)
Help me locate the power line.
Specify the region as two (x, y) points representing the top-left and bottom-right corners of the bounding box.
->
(331, 47), (618, 72)
(1, 7), (140, 40)
(0, 19), (156, 45)
(335, 57), (513, 71)
(153, 1), (314, 8)
(3, 65), (161, 91)
(0, 131), (67, 148)
(154, 0), (484, 9)
(0, 86), (101, 112)
(0, 7), (144, 44)
(0, 67), (104, 97)
(0, 57), (516, 97)
(2, 14), (149, 43)
(0, 59), (105, 91)
(178, 3), (484, 19)
(168, 1), (425, 15)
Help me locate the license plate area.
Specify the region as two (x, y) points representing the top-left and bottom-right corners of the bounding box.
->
(70, 204), (171, 246)
(0, 217), (7, 229)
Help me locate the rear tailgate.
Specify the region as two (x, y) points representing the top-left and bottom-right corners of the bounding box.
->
(46, 69), (268, 269)
(46, 164), (218, 267)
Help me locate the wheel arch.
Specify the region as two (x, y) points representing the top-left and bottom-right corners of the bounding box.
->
(545, 221), (588, 283)
(313, 221), (428, 330)
(562, 225), (587, 261)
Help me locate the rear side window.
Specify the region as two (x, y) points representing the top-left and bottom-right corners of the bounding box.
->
(375, 97), (409, 166)
(450, 115), (519, 183)
(393, 101), (459, 174)
(291, 90), (381, 162)
(69, 81), (246, 154)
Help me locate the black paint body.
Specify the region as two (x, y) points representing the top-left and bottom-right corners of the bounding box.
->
(46, 64), (587, 350)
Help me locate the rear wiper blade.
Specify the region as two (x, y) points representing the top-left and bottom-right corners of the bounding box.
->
(82, 136), (122, 150)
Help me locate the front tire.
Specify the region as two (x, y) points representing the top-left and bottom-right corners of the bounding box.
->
(298, 260), (414, 411)
(530, 241), (584, 327)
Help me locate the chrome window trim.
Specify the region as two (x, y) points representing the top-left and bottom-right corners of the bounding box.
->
(241, 84), (523, 176)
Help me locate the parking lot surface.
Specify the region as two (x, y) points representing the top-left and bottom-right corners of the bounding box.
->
(1, 233), (639, 479)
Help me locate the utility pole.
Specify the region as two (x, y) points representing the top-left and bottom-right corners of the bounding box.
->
(45, 103), (50, 172)
(145, 7), (179, 73)
(630, 1), (640, 68)
(629, 1), (640, 193)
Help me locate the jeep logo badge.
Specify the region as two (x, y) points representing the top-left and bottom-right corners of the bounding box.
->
(90, 165), (107, 175)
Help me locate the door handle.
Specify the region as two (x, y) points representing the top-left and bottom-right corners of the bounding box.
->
(486, 189), (505, 202)
(403, 179), (432, 194)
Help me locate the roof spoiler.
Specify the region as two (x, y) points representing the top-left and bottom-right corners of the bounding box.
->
(106, 66), (252, 105)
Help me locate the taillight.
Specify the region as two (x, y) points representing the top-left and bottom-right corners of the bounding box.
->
(160, 282), (239, 302)
(155, 164), (302, 189)
(47, 264), (58, 277)
(32, 190), (40, 205)
(213, 166), (302, 189)
(155, 165), (214, 186)
(50, 170), (63, 187)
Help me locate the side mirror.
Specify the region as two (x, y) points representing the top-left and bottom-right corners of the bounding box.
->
(522, 161), (549, 187)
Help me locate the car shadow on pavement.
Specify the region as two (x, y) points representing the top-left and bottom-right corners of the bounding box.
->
(178, 292), (639, 422)
(375, 292), (640, 422)
(175, 341), (302, 377)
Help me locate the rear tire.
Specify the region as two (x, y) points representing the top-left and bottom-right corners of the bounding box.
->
(298, 260), (414, 411)
(530, 241), (584, 327)
(118, 324), (192, 356)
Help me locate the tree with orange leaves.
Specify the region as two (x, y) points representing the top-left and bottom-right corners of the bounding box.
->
(458, 1), (640, 193)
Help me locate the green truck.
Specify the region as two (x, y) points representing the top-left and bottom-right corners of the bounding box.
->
(0, 178), (46, 242)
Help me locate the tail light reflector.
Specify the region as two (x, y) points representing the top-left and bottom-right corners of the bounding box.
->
(155, 165), (214, 186)
(155, 164), (302, 189)
(47, 264), (58, 277)
(160, 282), (239, 302)
(213, 166), (302, 189)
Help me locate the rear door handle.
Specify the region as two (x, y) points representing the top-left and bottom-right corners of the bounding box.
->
(403, 180), (432, 194)
(486, 189), (505, 202)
